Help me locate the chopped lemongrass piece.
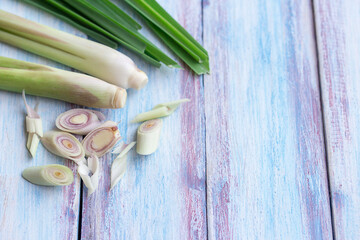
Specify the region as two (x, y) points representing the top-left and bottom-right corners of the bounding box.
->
(110, 141), (136, 190)
(0, 10), (148, 89)
(22, 90), (43, 157)
(22, 164), (74, 186)
(82, 121), (121, 157)
(78, 154), (99, 195)
(136, 119), (162, 155)
(56, 109), (105, 135)
(131, 98), (190, 122)
(27, 133), (40, 158)
(0, 57), (127, 108)
(41, 131), (85, 164)
(111, 142), (125, 154)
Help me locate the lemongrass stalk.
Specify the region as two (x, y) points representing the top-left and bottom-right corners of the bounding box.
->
(56, 109), (105, 135)
(0, 10), (148, 89)
(22, 164), (74, 186)
(110, 142), (136, 190)
(0, 57), (127, 108)
(78, 154), (99, 195)
(22, 90), (43, 157)
(136, 119), (162, 155)
(82, 121), (121, 157)
(41, 131), (85, 164)
(131, 98), (190, 122)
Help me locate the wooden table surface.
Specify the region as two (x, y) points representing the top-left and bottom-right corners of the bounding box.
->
(0, 0), (359, 239)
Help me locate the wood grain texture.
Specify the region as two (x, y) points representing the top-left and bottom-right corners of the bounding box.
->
(79, 0), (207, 239)
(0, 1), (82, 239)
(203, 0), (333, 239)
(313, 0), (360, 239)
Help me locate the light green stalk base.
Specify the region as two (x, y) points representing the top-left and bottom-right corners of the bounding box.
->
(0, 56), (127, 108)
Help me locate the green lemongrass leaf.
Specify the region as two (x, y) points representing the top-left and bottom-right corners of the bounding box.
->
(146, 19), (210, 74)
(62, 0), (175, 67)
(86, 0), (141, 31)
(0, 57), (127, 108)
(22, 164), (74, 186)
(85, 0), (179, 67)
(136, 119), (163, 155)
(62, 0), (146, 52)
(0, 10), (149, 89)
(125, 0), (208, 63)
(143, 0), (208, 55)
(22, 0), (118, 48)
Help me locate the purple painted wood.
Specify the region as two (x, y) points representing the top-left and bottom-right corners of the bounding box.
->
(203, 0), (333, 239)
(79, 0), (207, 239)
(314, 0), (360, 239)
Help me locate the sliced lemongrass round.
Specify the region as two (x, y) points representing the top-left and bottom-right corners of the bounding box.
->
(111, 141), (136, 190)
(56, 109), (105, 135)
(82, 121), (121, 157)
(136, 119), (162, 155)
(22, 164), (74, 186)
(41, 131), (85, 164)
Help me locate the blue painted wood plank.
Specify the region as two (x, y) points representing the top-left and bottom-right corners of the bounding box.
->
(0, 1), (82, 239)
(314, 0), (360, 239)
(79, 0), (207, 239)
(203, 0), (333, 239)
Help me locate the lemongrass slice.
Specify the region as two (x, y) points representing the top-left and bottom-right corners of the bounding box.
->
(56, 109), (105, 135)
(41, 131), (85, 164)
(136, 119), (162, 155)
(111, 142), (125, 154)
(131, 98), (190, 123)
(22, 90), (43, 157)
(22, 164), (74, 186)
(82, 121), (121, 157)
(110, 142), (136, 190)
(78, 154), (99, 195)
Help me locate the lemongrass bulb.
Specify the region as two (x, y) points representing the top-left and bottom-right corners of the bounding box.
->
(22, 164), (74, 186)
(136, 119), (162, 155)
(82, 121), (121, 157)
(111, 141), (136, 190)
(41, 131), (85, 164)
(56, 109), (105, 135)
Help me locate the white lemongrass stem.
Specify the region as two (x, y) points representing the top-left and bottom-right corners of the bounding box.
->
(22, 90), (43, 157)
(22, 164), (74, 186)
(110, 142), (136, 190)
(41, 131), (85, 164)
(82, 121), (121, 157)
(136, 119), (162, 155)
(0, 10), (148, 90)
(56, 109), (105, 135)
(0, 57), (127, 108)
(131, 98), (190, 123)
(78, 154), (99, 195)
